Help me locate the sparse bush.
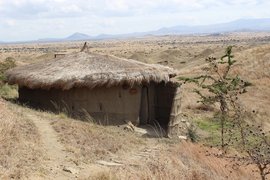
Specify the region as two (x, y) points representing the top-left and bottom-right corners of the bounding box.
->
(179, 46), (270, 179)
(0, 57), (16, 84)
(0, 57), (17, 98)
(0, 84), (18, 99)
(186, 123), (199, 142)
(226, 107), (270, 180)
(179, 46), (251, 149)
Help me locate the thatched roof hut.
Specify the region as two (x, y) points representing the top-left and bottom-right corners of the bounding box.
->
(6, 50), (181, 136)
(6, 52), (176, 90)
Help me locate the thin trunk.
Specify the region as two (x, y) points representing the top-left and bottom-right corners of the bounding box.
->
(221, 115), (224, 149)
(220, 97), (227, 150)
(259, 166), (266, 180)
(247, 152), (267, 180)
(236, 112), (246, 148)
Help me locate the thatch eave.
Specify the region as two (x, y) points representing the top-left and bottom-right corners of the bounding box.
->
(5, 52), (177, 90)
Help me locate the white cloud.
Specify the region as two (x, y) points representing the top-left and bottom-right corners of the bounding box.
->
(4, 19), (16, 26)
(0, 0), (235, 19)
(0, 0), (269, 41)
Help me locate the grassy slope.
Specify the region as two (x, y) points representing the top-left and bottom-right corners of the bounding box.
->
(0, 99), (257, 179)
(0, 99), (43, 179)
(0, 98), (258, 179)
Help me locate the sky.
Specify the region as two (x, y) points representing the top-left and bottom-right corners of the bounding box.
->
(0, 0), (270, 41)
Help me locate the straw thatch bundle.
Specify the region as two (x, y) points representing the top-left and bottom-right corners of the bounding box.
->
(6, 52), (177, 90)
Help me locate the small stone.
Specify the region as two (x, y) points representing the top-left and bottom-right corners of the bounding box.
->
(185, 122), (191, 127)
(96, 160), (123, 166)
(178, 135), (188, 140)
(63, 167), (79, 174)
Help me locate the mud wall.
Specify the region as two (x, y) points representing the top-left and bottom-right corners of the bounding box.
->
(19, 86), (142, 125)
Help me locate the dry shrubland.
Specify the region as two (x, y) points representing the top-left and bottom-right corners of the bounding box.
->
(0, 33), (269, 179)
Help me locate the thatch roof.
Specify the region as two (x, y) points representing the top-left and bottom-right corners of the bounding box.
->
(6, 51), (177, 90)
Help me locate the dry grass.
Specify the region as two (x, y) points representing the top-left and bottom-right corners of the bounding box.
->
(96, 142), (257, 180)
(0, 98), (260, 179)
(51, 117), (145, 164)
(88, 171), (118, 180)
(0, 99), (42, 179)
(48, 113), (257, 179)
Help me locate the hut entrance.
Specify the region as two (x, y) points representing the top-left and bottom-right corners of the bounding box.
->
(138, 82), (180, 137)
(139, 86), (149, 125)
(154, 82), (179, 129)
(139, 83), (179, 128)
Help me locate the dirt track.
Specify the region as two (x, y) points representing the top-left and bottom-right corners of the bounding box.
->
(26, 113), (78, 179)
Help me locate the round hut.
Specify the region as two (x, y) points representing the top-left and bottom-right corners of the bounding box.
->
(5, 50), (181, 133)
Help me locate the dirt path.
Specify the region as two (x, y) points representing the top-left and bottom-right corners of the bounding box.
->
(25, 112), (110, 180)
(23, 110), (161, 179)
(26, 113), (80, 180)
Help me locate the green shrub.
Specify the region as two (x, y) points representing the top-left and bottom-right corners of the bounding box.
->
(0, 57), (16, 84)
(0, 57), (17, 98)
(0, 84), (18, 99)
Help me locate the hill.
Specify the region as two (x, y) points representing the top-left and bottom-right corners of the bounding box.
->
(66, 32), (92, 41)
(57, 18), (270, 41)
(3, 18), (270, 44)
(152, 18), (270, 35)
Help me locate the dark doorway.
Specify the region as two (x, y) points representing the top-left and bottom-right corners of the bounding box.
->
(154, 82), (177, 128)
(140, 86), (149, 125)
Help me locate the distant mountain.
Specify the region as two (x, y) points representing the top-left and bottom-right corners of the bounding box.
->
(37, 32), (92, 42)
(61, 18), (270, 41)
(2, 18), (270, 43)
(152, 18), (270, 35)
(66, 32), (92, 40)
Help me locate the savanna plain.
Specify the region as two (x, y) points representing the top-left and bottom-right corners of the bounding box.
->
(0, 32), (269, 179)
